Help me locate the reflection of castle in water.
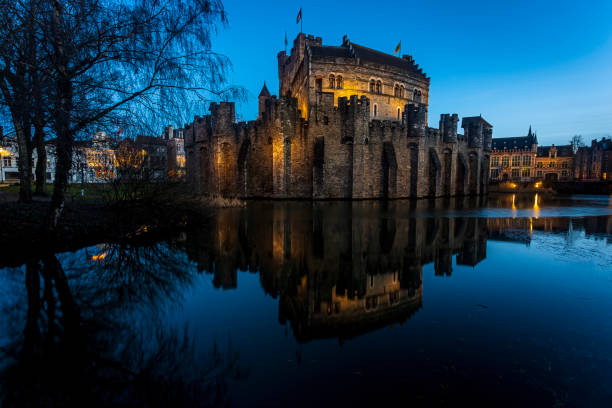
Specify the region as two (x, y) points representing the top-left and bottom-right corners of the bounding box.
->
(185, 201), (488, 342)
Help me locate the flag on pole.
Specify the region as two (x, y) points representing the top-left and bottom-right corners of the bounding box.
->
(296, 8), (302, 23)
(394, 41), (401, 55)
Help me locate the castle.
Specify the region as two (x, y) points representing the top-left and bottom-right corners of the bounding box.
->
(184, 33), (493, 199)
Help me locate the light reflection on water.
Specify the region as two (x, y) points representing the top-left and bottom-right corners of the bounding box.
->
(0, 194), (611, 407)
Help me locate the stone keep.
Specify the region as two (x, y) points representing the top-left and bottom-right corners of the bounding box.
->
(184, 33), (493, 199)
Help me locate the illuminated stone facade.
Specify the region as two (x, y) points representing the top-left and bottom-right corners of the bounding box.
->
(184, 33), (493, 199)
(490, 128), (575, 182)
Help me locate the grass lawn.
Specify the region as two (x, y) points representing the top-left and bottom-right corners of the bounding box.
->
(0, 183), (109, 201)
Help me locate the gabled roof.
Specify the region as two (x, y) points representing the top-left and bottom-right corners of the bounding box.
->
(308, 35), (429, 81)
(537, 145), (574, 157)
(491, 135), (537, 151)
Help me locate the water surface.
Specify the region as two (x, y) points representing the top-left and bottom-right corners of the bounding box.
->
(1, 194), (611, 407)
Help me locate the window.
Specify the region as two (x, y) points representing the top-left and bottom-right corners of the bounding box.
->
(369, 79), (376, 92)
(502, 156), (509, 167)
(512, 155), (520, 167)
(549, 162), (555, 168)
(536, 170), (543, 177)
(511, 168), (520, 178)
(561, 162), (568, 169)
(376, 80), (382, 94)
(400, 85), (404, 98)
(413, 89), (422, 103)
(536, 161), (543, 168)
(491, 157), (499, 167)
(373, 104), (377, 117)
(522, 168), (530, 177)
(315, 78), (322, 92)
(491, 169), (499, 178)
(397, 108), (401, 120)
(394, 84), (400, 97)
(328, 74), (335, 89)
(522, 155), (531, 166)
(336, 75), (343, 89)
(561, 170), (568, 177)
(2, 157), (11, 167)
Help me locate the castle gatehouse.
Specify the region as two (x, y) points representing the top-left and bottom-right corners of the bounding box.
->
(184, 33), (492, 199)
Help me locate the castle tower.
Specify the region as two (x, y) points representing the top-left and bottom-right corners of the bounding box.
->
(258, 82), (271, 119)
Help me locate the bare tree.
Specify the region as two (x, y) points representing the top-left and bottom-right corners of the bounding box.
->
(569, 134), (585, 153)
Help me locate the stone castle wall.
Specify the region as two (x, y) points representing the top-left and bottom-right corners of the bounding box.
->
(184, 93), (492, 199)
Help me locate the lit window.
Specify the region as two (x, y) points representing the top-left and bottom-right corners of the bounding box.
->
(502, 156), (509, 167)
(522, 155), (531, 166)
(522, 168), (530, 177)
(336, 75), (343, 89)
(512, 155), (520, 167)
(328, 74), (335, 89)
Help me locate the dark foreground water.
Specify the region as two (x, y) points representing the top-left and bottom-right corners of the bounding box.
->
(1, 194), (612, 407)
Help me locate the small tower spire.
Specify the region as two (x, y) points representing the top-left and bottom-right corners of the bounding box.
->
(258, 81), (272, 119)
(528, 125), (532, 137)
(259, 81), (271, 98)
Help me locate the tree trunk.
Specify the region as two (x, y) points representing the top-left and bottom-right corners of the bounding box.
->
(34, 121), (47, 195)
(46, 0), (73, 231)
(15, 119), (33, 203)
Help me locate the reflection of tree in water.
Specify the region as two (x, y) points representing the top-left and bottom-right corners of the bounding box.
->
(0, 242), (247, 407)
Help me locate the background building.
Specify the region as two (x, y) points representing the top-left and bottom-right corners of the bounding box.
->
(489, 127), (538, 182)
(575, 137), (611, 181)
(534, 144), (574, 181)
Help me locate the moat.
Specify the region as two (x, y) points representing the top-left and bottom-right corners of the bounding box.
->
(1, 194), (611, 407)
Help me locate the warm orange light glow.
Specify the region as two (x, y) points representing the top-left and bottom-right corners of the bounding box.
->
(534, 181), (542, 188)
(511, 194), (516, 211)
(533, 193), (540, 219)
(92, 252), (107, 261)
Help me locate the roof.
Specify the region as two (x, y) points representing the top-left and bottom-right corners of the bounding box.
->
(258, 81), (271, 98)
(462, 116), (493, 128)
(136, 135), (167, 146)
(492, 135), (537, 151)
(308, 36), (429, 81)
(537, 144), (574, 157)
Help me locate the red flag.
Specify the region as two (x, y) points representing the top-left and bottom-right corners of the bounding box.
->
(296, 8), (302, 23)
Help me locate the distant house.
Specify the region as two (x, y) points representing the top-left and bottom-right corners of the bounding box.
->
(534, 144), (574, 181)
(575, 137), (611, 181)
(162, 125), (185, 179)
(135, 135), (168, 180)
(489, 127), (538, 182)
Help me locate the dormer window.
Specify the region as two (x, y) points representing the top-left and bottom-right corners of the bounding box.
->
(329, 74), (335, 89)
(336, 75), (343, 89)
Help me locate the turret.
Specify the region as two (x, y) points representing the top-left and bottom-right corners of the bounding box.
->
(258, 81), (271, 119)
(461, 116), (492, 148)
(439, 113), (459, 143)
(405, 103), (427, 138)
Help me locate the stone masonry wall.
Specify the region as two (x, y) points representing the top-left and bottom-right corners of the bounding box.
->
(184, 94), (491, 200)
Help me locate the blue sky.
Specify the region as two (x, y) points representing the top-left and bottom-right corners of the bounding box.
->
(211, 0), (612, 145)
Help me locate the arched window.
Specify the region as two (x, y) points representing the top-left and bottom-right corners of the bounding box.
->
(413, 89), (422, 103)
(329, 74), (335, 89)
(373, 104), (377, 117)
(336, 75), (343, 89)
(394, 84), (399, 97)
(400, 85), (404, 98)
(376, 80), (382, 94)
(369, 79), (376, 92)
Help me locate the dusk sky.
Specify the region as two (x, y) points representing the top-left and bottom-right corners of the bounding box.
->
(212, 0), (612, 146)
